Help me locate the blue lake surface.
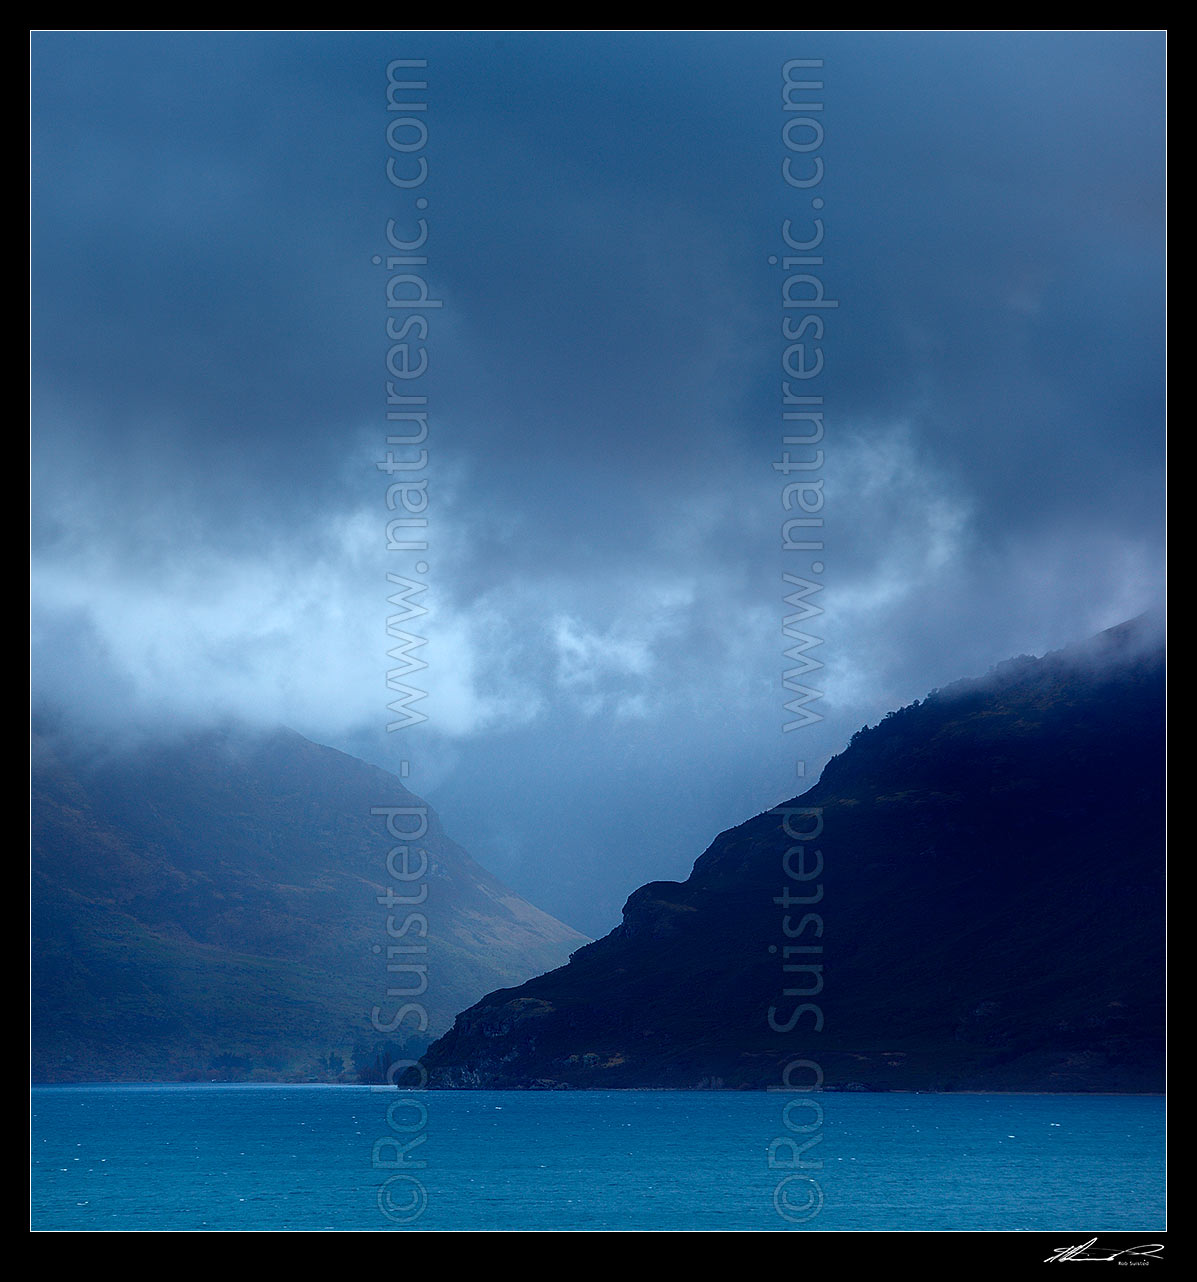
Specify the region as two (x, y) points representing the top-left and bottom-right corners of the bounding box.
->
(30, 1086), (1165, 1232)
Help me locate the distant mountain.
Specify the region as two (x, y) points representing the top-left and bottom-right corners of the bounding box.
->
(420, 614), (1166, 1092)
(30, 723), (587, 1082)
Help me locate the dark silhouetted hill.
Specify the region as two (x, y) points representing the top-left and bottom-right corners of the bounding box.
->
(420, 614), (1165, 1092)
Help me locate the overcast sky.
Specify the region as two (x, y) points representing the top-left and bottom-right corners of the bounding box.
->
(31, 32), (1166, 936)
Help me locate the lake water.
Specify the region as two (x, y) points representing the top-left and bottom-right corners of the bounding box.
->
(30, 1086), (1165, 1232)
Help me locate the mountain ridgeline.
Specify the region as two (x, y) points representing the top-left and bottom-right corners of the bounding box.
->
(419, 615), (1166, 1092)
(30, 724), (587, 1082)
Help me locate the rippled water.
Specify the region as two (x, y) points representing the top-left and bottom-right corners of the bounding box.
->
(30, 1086), (1165, 1232)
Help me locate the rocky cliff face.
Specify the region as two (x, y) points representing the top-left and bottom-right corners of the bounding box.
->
(420, 615), (1165, 1091)
(30, 723), (588, 1082)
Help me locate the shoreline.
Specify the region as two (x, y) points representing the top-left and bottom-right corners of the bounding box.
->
(29, 1080), (1167, 1097)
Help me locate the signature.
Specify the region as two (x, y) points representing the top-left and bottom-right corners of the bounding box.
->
(1045, 1238), (1165, 1263)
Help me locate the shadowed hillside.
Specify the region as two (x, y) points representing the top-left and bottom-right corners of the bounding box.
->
(31, 724), (587, 1082)
(420, 614), (1165, 1091)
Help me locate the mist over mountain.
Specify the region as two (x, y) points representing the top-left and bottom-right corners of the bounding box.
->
(30, 723), (586, 1082)
(420, 614), (1166, 1092)
(31, 34), (1166, 947)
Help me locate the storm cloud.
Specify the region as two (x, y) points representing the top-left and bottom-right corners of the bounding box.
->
(31, 32), (1166, 934)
